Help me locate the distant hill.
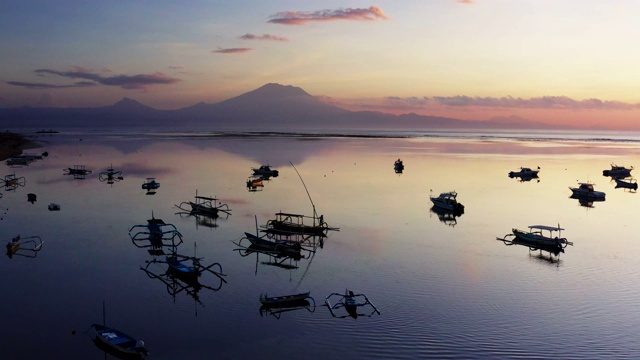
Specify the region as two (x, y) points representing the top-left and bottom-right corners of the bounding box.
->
(0, 83), (557, 130)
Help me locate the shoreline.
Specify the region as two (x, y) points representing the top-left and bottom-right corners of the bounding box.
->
(0, 131), (32, 161)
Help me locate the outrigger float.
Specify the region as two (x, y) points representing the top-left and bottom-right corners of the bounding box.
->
(325, 289), (381, 319)
(175, 190), (231, 217)
(497, 225), (573, 255)
(6, 235), (44, 259)
(129, 214), (183, 253)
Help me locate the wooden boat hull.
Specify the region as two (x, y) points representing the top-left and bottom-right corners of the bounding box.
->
(267, 220), (327, 235)
(166, 256), (199, 283)
(245, 232), (301, 254)
(260, 291), (310, 306)
(189, 202), (218, 215)
(91, 324), (147, 359)
(512, 229), (566, 248)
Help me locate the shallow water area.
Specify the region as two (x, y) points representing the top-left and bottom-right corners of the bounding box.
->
(2, 129), (640, 359)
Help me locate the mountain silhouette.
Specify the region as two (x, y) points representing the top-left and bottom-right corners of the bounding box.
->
(0, 83), (555, 130)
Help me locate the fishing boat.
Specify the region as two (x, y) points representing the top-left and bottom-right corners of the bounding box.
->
(90, 323), (148, 359)
(569, 182), (605, 199)
(2, 173), (26, 191)
(252, 165), (279, 177)
(99, 165), (124, 184)
(165, 255), (200, 282)
(603, 163), (633, 178)
(6, 235), (44, 258)
(264, 212), (329, 236)
(175, 190), (231, 216)
(511, 225), (572, 248)
(430, 191), (465, 213)
(259, 291), (311, 306)
(64, 165), (91, 175)
(141, 177), (160, 190)
(508, 166), (539, 178)
(129, 214), (183, 249)
(244, 232), (301, 255)
(325, 289), (381, 319)
(263, 162), (337, 236)
(615, 178), (638, 190)
(394, 159), (404, 173)
(497, 225), (573, 255)
(64, 165), (91, 179)
(246, 177), (264, 188)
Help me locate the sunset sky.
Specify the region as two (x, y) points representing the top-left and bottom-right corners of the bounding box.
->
(2, 1), (640, 129)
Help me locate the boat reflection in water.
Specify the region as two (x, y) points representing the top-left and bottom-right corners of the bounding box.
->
(614, 178), (638, 192)
(570, 194), (605, 208)
(429, 205), (463, 227)
(259, 292), (316, 320)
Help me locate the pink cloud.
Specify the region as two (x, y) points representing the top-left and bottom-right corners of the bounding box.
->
(457, 0), (475, 4)
(239, 33), (289, 42)
(268, 6), (389, 25)
(212, 47), (252, 54)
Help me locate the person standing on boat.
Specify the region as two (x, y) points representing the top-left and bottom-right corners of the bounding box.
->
(319, 214), (324, 225)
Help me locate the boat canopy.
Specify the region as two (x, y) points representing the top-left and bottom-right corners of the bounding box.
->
(528, 225), (564, 232)
(194, 195), (218, 201)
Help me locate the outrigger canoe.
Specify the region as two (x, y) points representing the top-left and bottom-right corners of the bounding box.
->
(259, 291), (311, 306)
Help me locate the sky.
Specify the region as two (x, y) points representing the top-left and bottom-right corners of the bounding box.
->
(2, 0), (640, 130)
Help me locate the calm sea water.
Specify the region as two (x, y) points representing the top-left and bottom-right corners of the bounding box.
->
(2, 129), (640, 359)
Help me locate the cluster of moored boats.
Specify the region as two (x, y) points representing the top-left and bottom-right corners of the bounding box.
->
(429, 163), (636, 256)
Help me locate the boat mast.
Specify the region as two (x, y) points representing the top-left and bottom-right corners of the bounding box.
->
(289, 161), (318, 224)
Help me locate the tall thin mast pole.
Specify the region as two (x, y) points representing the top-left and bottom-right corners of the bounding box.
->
(289, 161), (317, 224)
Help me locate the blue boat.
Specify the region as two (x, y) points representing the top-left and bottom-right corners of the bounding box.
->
(90, 323), (148, 359)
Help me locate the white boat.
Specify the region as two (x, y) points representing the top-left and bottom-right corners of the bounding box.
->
(430, 191), (464, 213)
(141, 177), (160, 190)
(508, 166), (539, 178)
(569, 182), (606, 199)
(252, 165), (279, 177)
(603, 163), (633, 178)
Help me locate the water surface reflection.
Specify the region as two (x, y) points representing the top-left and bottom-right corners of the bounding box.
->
(3, 132), (640, 358)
